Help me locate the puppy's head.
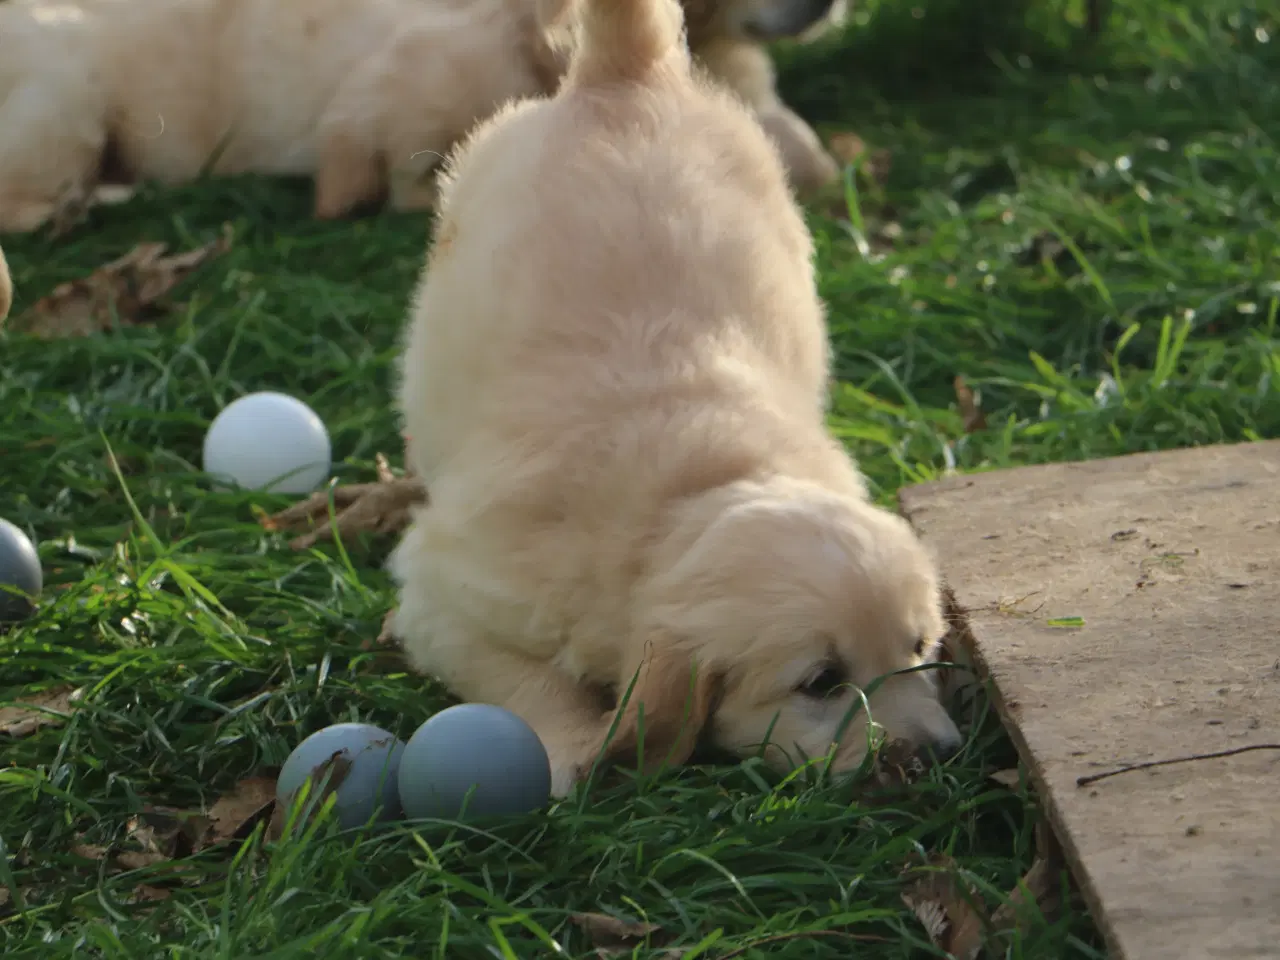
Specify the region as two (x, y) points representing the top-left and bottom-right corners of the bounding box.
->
(609, 477), (960, 779)
(682, 0), (848, 44)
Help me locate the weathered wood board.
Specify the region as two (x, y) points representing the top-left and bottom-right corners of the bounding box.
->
(899, 440), (1280, 960)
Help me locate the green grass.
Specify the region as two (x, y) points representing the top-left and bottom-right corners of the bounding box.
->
(2, 0), (1277, 956)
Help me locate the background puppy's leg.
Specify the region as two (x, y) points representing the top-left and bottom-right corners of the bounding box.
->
(756, 104), (839, 196)
(0, 76), (107, 233)
(693, 37), (838, 195)
(314, 70), (390, 220)
(314, 128), (388, 220)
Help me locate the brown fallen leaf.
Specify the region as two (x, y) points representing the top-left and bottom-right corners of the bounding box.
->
(129, 884), (172, 904)
(133, 805), (214, 858)
(570, 912), (664, 950)
(201, 777), (278, 851)
(954, 376), (988, 434)
(274, 751), (353, 839)
(570, 911), (660, 942)
(116, 850), (168, 870)
(988, 768), (1022, 789)
(69, 842), (110, 862)
(872, 737), (927, 788)
(901, 855), (987, 960)
(1, 687), (85, 738)
(988, 819), (1066, 945)
(262, 453), (427, 550)
(46, 182), (140, 239)
(827, 132), (893, 187)
(8, 224), (230, 338)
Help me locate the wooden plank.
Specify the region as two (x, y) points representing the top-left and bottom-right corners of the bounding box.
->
(899, 440), (1280, 960)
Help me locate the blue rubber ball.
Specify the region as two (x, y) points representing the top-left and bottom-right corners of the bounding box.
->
(398, 704), (551, 821)
(0, 518), (41, 623)
(277, 723), (405, 829)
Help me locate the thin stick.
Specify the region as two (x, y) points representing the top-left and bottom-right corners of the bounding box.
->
(716, 930), (889, 959)
(1076, 744), (1280, 787)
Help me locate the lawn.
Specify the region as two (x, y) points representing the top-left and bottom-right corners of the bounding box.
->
(1, 0), (1277, 956)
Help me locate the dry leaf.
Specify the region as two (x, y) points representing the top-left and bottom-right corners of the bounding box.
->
(201, 777), (278, 850)
(954, 376), (988, 433)
(9, 224), (230, 338)
(129, 884), (172, 904)
(262, 455), (427, 550)
(46, 182), (140, 239)
(134, 805), (214, 858)
(272, 751), (353, 839)
(0, 686), (84, 738)
(901, 855), (988, 960)
(872, 737), (927, 788)
(988, 819), (1066, 942)
(116, 850), (168, 870)
(827, 132), (893, 186)
(570, 912), (664, 948)
(69, 843), (109, 862)
(988, 768), (1022, 789)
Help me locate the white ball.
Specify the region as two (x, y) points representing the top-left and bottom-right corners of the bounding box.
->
(203, 391), (331, 494)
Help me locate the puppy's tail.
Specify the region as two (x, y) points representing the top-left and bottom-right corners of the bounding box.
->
(562, 0), (689, 89)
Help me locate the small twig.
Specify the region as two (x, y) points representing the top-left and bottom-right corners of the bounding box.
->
(1077, 744), (1280, 787)
(716, 930), (888, 959)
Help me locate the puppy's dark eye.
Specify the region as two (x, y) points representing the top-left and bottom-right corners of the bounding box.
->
(799, 661), (848, 699)
(913, 637), (928, 658)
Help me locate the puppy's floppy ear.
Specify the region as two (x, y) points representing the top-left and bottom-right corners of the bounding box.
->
(314, 130), (389, 220)
(602, 632), (722, 773)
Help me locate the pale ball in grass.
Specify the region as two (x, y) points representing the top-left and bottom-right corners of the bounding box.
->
(398, 704), (552, 821)
(203, 391), (331, 494)
(0, 517), (41, 623)
(276, 723), (406, 829)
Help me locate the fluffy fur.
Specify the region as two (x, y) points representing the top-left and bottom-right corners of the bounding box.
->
(0, 0), (571, 233)
(682, 0), (844, 194)
(390, 0), (959, 796)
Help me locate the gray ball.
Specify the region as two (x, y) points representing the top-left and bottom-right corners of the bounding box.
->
(276, 723), (406, 829)
(398, 704), (551, 821)
(0, 518), (41, 623)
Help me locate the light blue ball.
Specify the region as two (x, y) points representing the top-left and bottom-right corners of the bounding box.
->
(277, 723), (406, 829)
(398, 704), (551, 821)
(0, 518), (41, 623)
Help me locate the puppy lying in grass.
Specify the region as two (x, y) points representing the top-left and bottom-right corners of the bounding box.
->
(0, 0), (570, 233)
(387, 0), (960, 796)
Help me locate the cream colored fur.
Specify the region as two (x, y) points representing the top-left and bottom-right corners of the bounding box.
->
(390, 0), (959, 796)
(0, 0), (570, 233)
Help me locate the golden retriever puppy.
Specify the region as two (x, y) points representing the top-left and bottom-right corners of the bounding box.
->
(682, 0), (844, 194)
(388, 0), (960, 796)
(0, 0), (570, 233)
(0, 245), (11, 321)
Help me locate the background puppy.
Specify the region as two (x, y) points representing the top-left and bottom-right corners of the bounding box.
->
(390, 0), (959, 795)
(0, 0), (570, 233)
(682, 0), (845, 194)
